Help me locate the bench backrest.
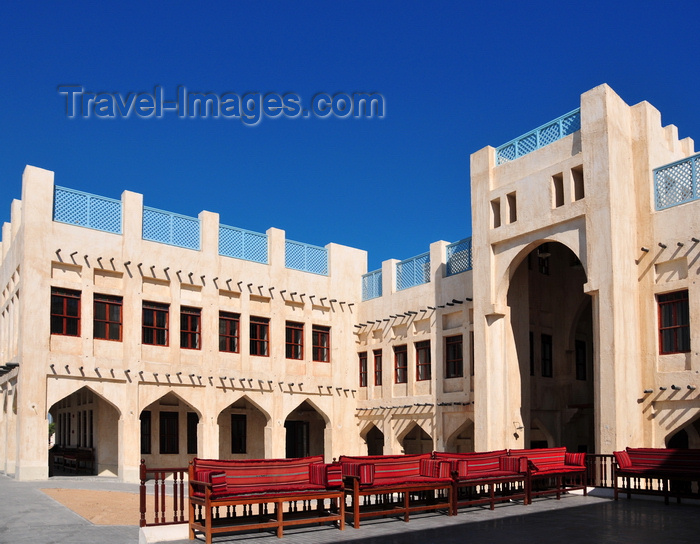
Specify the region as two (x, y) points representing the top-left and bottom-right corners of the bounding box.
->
(434, 450), (508, 473)
(625, 448), (700, 470)
(192, 455), (323, 488)
(509, 447), (567, 469)
(339, 453), (429, 480)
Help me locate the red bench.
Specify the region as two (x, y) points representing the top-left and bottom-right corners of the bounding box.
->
(613, 447), (700, 504)
(434, 450), (528, 512)
(339, 453), (453, 528)
(188, 456), (344, 542)
(510, 447), (587, 504)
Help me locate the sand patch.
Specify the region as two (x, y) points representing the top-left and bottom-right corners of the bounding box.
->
(41, 488), (142, 525)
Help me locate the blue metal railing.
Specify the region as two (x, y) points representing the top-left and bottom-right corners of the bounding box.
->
(654, 153), (700, 210)
(446, 237), (472, 276)
(362, 269), (383, 300)
(496, 108), (581, 165)
(396, 252), (430, 291)
(142, 206), (200, 250)
(53, 186), (122, 234)
(219, 224), (268, 264)
(285, 240), (328, 275)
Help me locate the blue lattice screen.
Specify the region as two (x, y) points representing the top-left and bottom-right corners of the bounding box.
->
(143, 206), (200, 250)
(446, 237), (472, 276)
(362, 269), (383, 300)
(53, 186), (122, 234)
(219, 224), (268, 263)
(396, 252), (430, 291)
(285, 240), (328, 275)
(654, 154), (699, 210)
(496, 109), (581, 165)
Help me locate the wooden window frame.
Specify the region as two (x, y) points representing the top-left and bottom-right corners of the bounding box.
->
(658, 290), (691, 355)
(445, 335), (463, 378)
(187, 412), (198, 454)
(541, 333), (553, 377)
(394, 345), (407, 384)
(285, 321), (304, 360)
(374, 349), (383, 386)
(180, 306), (201, 350)
(250, 316), (270, 357)
(94, 293), (122, 341)
(416, 340), (431, 381)
(312, 325), (330, 362)
(142, 301), (169, 346)
(359, 352), (368, 387)
(159, 411), (179, 455)
(51, 287), (81, 337)
(231, 413), (247, 454)
(140, 411), (152, 455)
(219, 311), (240, 353)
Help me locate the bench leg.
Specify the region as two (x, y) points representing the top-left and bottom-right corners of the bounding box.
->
(403, 491), (410, 522)
(205, 506), (212, 544)
(276, 501), (283, 538)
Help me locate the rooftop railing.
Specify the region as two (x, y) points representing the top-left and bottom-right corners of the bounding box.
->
(362, 269), (382, 300)
(219, 224), (268, 264)
(446, 237), (472, 276)
(396, 252), (430, 291)
(142, 206), (200, 250)
(285, 240), (328, 275)
(53, 186), (122, 234)
(495, 108), (581, 165)
(654, 152), (700, 210)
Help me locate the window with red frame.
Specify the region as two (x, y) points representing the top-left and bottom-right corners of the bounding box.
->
(142, 301), (169, 346)
(181, 306), (201, 349)
(416, 340), (431, 381)
(312, 325), (330, 362)
(250, 316), (269, 356)
(658, 290), (690, 354)
(286, 321), (304, 359)
(374, 349), (383, 386)
(394, 345), (407, 384)
(94, 294), (122, 341)
(51, 287), (81, 336)
(359, 352), (368, 387)
(219, 311), (240, 353)
(445, 335), (463, 378)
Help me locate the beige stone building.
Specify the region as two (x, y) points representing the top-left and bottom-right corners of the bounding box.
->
(1, 84), (699, 482)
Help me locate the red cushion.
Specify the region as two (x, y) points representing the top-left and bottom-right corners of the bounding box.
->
(499, 456), (525, 473)
(565, 452), (586, 467)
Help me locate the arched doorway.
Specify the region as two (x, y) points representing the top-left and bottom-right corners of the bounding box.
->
(508, 241), (594, 452)
(284, 401), (328, 458)
(217, 396), (269, 459)
(400, 423), (433, 454)
(362, 424), (385, 455)
(139, 392), (201, 468)
(446, 419), (474, 453)
(48, 386), (120, 476)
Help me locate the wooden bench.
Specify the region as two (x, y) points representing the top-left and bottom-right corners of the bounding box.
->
(434, 450), (528, 513)
(51, 447), (95, 475)
(339, 453), (453, 528)
(613, 447), (700, 504)
(188, 456), (344, 542)
(509, 447), (587, 504)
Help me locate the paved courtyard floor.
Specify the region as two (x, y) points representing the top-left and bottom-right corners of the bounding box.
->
(1, 473), (698, 544)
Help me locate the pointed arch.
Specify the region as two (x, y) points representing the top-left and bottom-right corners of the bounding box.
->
(663, 411), (700, 449)
(217, 394), (271, 459)
(284, 399), (329, 458)
(48, 385), (120, 477)
(360, 422), (385, 456)
(397, 421), (433, 454)
(445, 418), (475, 453)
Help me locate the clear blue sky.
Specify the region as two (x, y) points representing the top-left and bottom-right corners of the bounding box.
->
(1, 1), (699, 271)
